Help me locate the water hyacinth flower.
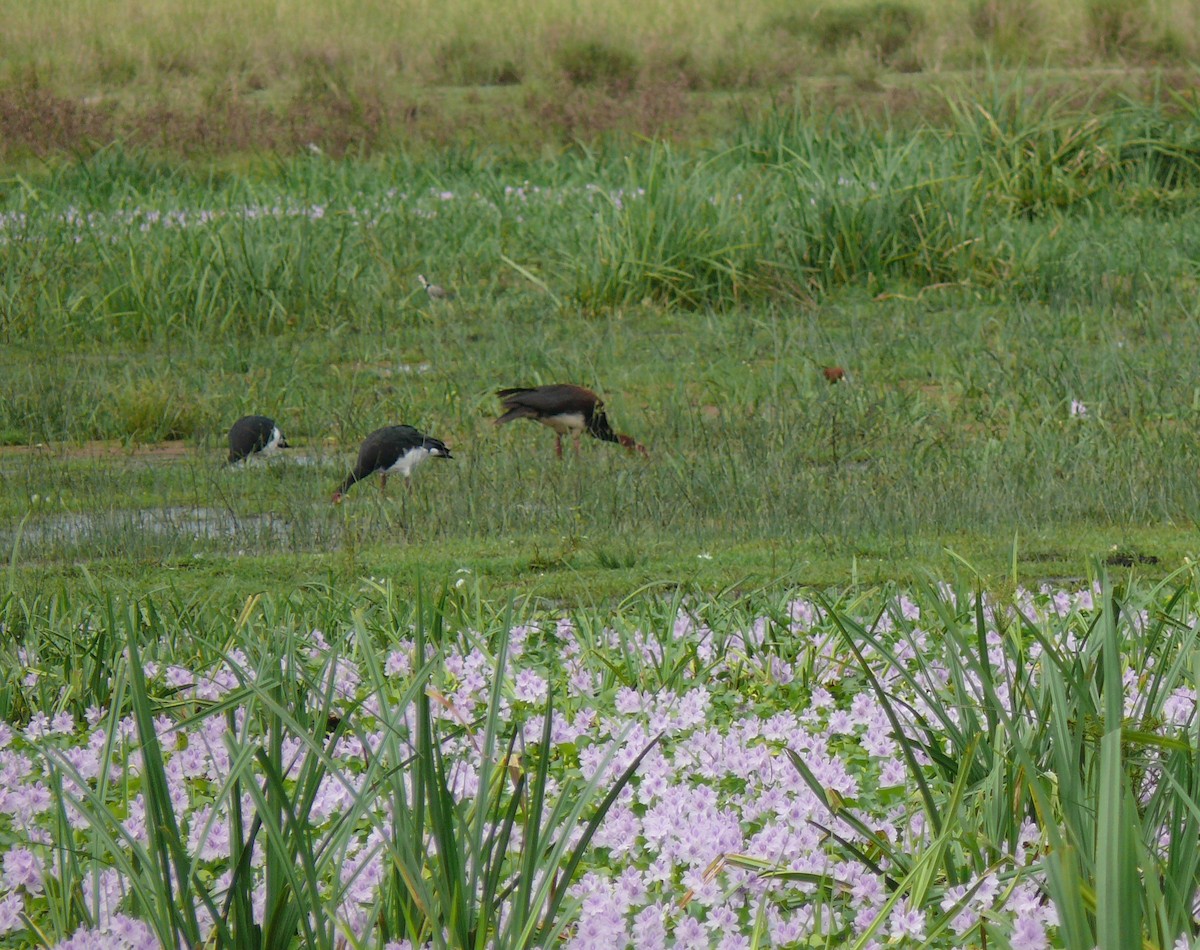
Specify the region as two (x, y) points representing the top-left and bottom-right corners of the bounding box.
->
(1009, 914), (1050, 950)
(2, 848), (42, 894)
(0, 581), (1194, 944)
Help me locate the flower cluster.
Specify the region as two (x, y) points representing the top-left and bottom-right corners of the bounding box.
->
(0, 581), (1193, 948)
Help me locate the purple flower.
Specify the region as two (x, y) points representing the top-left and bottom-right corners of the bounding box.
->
(3, 846), (42, 894)
(109, 914), (157, 948)
(770, 906), (805, 944)
(879, 758), (907, 785)
(827, 709), (855, 734)
(861, 726), (896, 758)
(25, 713), (51, 740)
(1162, 687), (1196, 728)
(165, 666), (194, 688)
(1009, 914), (1048, 950)
(594, 804), (641, 856)
(9, 781), (52, 821)
(631, 904), (667, 950)
(0, 892), (23, 935)
(60, 745), (102, 783)
(888, 900), (925, 941)
(512, 669), (548, 703)
(851, 872), (886, 906)
(854, 903), (882, 933)
(384, 651), (411, 677)
(706, 903), (740, 937)
(568, 891), (627, 948)
(612, 865), (647, 910)
(672, 914), (708, 947)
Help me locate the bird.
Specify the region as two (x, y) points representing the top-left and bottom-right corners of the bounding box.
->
(227, 415), (289, 465)
(494, 384), (648, 459)
(332, 425), (453, 502)
(417, 274), (455, 301)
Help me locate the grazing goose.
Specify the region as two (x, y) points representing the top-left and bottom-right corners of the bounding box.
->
(417, 274), (455, 301)
(227, 415), (289, 465)
(494, 384), (648, 458)
(332, 425), (453, 501)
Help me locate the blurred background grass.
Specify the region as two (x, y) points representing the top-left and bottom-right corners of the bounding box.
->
(6, 0), (1199, 95)
(2, 0), (1200, 162)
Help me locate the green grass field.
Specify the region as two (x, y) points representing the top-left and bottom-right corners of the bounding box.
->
(4, 84), (1200, 599)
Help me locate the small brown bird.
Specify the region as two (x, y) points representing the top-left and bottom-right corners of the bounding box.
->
(332, 425), (452, 502)
(823, 366), (846, 384)
(494, 384), (648, 459)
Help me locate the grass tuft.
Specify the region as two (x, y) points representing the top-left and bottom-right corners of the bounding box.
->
(771, 1), (926, 68)
(108, 377), (202, 443)
(555, 39), (640, 91)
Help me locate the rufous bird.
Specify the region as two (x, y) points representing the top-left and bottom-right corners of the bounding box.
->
(494, 384), (648, 458)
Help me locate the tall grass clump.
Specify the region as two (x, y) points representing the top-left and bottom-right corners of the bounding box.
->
(768, 1), (926, 70)
(745, 87), (1200, 297)
(106, 374), (202, 442)
(767, 120), (997, 294)
(968, 0), (1046, 62)
(564, 146), (766, 310)
(1082, 0), (1176, 58)
(946, 89), (1117, 217)
(1111, 93), (1200, 192)
(365, 589), (660, 948)
(555, 39), (640, 91)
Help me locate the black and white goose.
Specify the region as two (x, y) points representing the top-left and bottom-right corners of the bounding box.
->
(494, 384), (648, 458)
(227, 415), (289, 465)
(332, 425), (453, 502)
(417, 274), (455, 301)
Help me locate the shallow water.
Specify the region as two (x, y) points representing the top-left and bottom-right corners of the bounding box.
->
(7, 505), (291, 547)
